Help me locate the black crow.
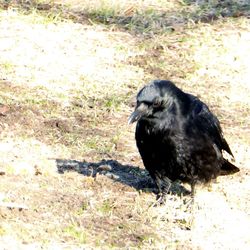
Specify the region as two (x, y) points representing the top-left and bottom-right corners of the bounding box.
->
(129, 80), (239, 203)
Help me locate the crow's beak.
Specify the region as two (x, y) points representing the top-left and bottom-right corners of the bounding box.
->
(128, 103), (148, 124)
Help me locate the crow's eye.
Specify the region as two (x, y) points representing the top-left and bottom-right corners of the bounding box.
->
(153, 99), (162, 108)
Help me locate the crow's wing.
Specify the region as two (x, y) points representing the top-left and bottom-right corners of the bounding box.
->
(188, 97), (234, 157)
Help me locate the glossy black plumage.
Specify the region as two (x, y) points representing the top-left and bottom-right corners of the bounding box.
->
(129, 80), (239, 203)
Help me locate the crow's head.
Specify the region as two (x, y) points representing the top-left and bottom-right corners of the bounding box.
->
(128, 80), (177, 124)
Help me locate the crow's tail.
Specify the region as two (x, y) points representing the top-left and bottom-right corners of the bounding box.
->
(220, 159), (240, 176)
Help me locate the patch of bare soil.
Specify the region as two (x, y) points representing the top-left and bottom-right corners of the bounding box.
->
(0, 164), (161, 248)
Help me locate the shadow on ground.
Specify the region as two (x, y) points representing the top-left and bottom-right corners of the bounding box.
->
(56, 158), (190, 196)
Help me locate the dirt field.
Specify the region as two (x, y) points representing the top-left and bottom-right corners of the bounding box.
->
(0, 1), (250, 249)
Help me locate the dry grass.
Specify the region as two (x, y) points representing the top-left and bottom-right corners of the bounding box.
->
(0, 1), (250, 249)
(3, 0), (250, 35)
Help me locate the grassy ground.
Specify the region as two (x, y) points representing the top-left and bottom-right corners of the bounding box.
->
(0, 0), (250, 249)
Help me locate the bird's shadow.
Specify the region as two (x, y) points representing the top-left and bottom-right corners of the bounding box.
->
(56, 158), (190, 196)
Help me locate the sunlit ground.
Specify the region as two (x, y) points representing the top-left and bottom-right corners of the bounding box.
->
(0, 1), (249, 249)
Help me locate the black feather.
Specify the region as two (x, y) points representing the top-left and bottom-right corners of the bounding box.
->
(129, 80), (239, 202)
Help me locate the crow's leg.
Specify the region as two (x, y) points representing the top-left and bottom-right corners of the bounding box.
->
(148, 174), (163, 207)
(147, 171), (161, 194)
(191, 181), (196, 198)
(153, 175), (162, 196)
(184, 181), (196, 208)
(156, 176), (172, 205)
